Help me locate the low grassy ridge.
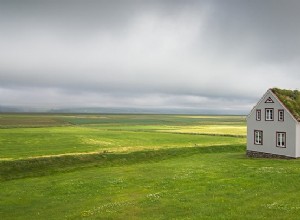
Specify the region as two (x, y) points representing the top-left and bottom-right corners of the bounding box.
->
(2, 114), (300, 219)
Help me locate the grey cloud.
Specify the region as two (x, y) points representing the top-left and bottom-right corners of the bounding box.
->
(0, 86), (252, 114)
(0, 0), (203, 32)
(0, 0), (300, 113)
(204, 0), (300, 63)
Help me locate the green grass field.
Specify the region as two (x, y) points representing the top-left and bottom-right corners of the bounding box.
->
(0, 114), (245, 160)
(1, 114), (300, 219)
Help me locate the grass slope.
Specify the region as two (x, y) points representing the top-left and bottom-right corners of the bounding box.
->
(0, 144), (244, 181)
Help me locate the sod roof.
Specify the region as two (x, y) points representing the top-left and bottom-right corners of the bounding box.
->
(271, 88), (300, 122)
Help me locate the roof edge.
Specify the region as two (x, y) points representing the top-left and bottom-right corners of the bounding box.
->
(246, 89), (272, 120)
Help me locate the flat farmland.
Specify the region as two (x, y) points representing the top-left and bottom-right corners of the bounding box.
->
(1, 114), (300, 219)
(0, 114), (246, 160)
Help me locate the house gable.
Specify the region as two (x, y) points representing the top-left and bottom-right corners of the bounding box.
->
(247, 89), (298, 123)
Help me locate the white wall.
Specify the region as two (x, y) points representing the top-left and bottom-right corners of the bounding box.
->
(295, 124), (300, 157)
(247, 90), (297, 157)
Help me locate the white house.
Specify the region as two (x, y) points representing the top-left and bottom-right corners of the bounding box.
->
(247, 88), (300, 158)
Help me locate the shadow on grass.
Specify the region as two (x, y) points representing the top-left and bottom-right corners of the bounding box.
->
(0, 144), (245, 181)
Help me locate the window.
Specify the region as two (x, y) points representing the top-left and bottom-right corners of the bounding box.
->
(276, 132), (286, 148)
(265, 108), (274, 121)
(265, 97), (274, 103)
(254, 130), (263, 145)
(278, 110), (284, 121)
(256, 109), (261, 121)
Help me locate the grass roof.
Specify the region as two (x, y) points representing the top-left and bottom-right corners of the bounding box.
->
(271, 88), (300, 121)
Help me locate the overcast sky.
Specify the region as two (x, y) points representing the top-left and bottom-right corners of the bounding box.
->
(1, 0), (300, 113)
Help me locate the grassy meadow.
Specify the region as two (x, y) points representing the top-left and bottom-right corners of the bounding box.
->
(0, 114), (245, 160)
(1, 114), (300, 219)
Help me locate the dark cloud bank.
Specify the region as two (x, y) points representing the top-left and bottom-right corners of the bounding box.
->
(0, 0), (300, 114)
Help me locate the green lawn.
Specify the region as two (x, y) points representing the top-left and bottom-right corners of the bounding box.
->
(2, 114), (299, 219)
(1, 150), (300, 219)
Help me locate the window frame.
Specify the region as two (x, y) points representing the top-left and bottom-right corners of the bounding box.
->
(254, 130), (263, 145)
(256, 109), (261, 121)
(278, 109), (284, 121)
(276, 132), (286, 148)
(265, 108), (274, 121)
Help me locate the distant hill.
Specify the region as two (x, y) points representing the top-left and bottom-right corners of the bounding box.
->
(0, 106), (26, 113)
(0, 105), (246, 115)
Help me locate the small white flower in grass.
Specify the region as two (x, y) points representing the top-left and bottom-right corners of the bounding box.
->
(81, 201), (134, 217)
(146, 192), (162, 201)
(264, 202), (300, 211)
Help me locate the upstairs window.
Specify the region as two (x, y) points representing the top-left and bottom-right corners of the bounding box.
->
(256, 109), (261, 121)
(276, 132), (286, 148)
(254, 130), (263, 145)
(278, 110), (284, 121)
(265, 108), (274, 121)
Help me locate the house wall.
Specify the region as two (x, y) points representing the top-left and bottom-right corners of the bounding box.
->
(247, 90), (297, 158)
(296, 124), (300, 157)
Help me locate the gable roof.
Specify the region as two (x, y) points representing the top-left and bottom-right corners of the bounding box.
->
(271, 88), (300, 122)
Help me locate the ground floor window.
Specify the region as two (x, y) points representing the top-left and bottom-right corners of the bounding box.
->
(254, 130), (263, 145)
(276, 132), (286, 148)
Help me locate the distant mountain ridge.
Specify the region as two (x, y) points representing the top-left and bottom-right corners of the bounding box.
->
(0, 105), (246, 115)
